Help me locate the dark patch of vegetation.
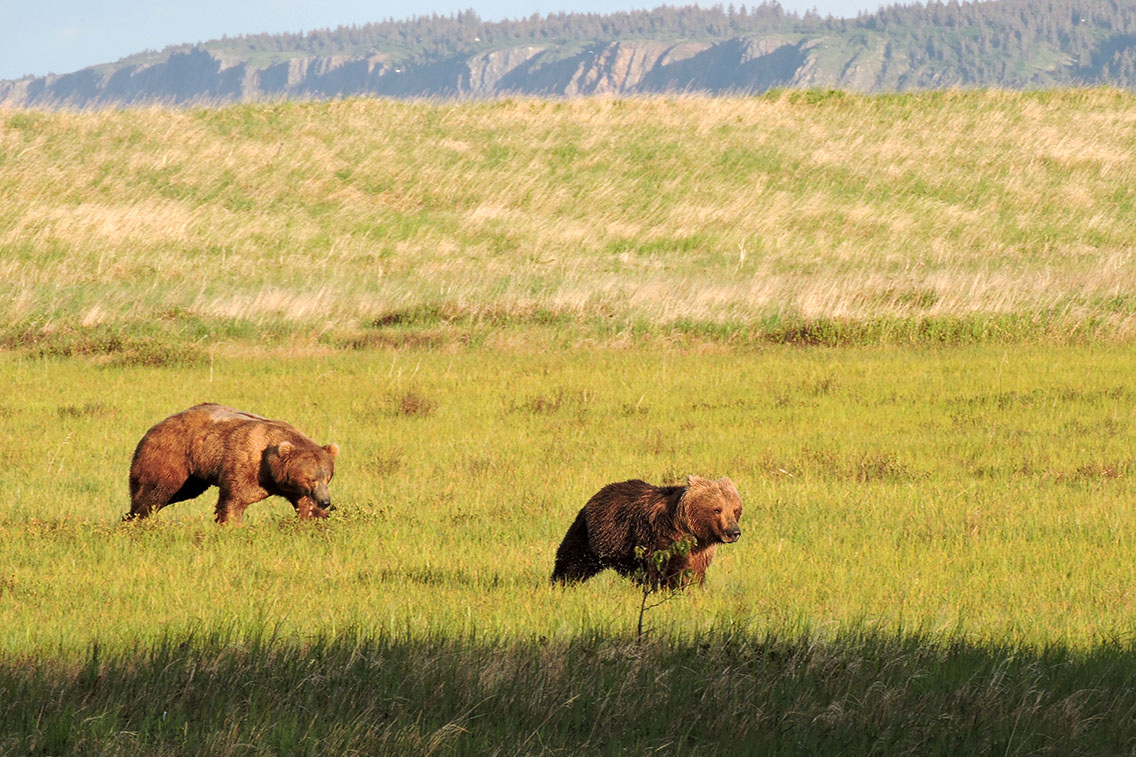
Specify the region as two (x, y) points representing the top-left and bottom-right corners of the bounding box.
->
(763, 313), (1070, 347)
(0, 308), (1127, 361)
(388, 390), (438, 418)
(510, 389), (594, 416)
(1056, 460), (1136, 483)
(0, 326), (206, 367)
(5, 628), (1136, 754)
(367, 304), (449, 328)
(366, 304), (575, 330)
(666, 311), (1118, 348)
(56, 402), (113, 420)
(801, 447), (917, 483)
(370, 452), (403, 476)
(107, 341), (207, 368)
(328, 305), (578, 351)
(332, 331), (447, 351)
(368, 566), (520, 589)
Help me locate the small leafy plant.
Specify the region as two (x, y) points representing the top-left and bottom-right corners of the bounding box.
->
(632, 535), (696, 643)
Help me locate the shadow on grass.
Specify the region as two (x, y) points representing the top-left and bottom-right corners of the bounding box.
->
(3, 627), (1136, 755)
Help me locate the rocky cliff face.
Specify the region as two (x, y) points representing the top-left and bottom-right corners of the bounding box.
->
(0, 34), (959, 107)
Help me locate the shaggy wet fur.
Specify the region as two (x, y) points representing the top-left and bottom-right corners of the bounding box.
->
(126, 403), (339, 524)
(551, 475), (743, 588)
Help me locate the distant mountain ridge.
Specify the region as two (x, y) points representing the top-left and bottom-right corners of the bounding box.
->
(5, 1), (1136, 106)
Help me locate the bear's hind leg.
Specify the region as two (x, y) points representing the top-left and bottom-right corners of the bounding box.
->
(551, 510), (604, 584)
(126, 439), (196, 520)
(126, 472), (191, 520)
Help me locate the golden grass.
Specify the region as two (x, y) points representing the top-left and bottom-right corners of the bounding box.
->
(2, 90), (1136, 340)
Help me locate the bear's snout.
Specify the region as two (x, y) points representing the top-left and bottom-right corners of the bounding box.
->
(313, 481), (332, 509)
(723, 526), (741, 543)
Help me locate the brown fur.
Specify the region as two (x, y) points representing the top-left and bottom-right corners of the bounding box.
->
(126, 403), (339, 524)
(551, 475), (743, 588)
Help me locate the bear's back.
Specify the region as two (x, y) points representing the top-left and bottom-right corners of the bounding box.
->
(185, 403), (268, 424)
(584, 480), (683, 557)
(154, 404), (297, 476)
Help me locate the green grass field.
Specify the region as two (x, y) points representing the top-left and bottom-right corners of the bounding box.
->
(8, 344), (1136, 650)
(4, 91), (1136, 753)
(5, 345), (1136, 753)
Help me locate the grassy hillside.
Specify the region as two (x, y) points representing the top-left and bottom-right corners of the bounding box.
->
(3, 90), (1136, 359)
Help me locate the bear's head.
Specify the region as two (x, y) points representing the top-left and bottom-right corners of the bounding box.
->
(675, 475), (743, 546)
(264, 440), (339, 510)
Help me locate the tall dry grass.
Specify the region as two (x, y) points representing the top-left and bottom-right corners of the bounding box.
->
(2, 90), (1136, 346)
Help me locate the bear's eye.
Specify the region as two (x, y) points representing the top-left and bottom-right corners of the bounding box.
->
(714, 507), (722, 515)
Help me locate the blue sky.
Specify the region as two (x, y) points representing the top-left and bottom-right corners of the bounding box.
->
(1, 0), (890, 81)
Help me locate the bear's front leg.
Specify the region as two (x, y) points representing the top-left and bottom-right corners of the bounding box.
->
(214, 494), (250, 524)
(673, 547), (716, 588)
(215, 474), (269, 524)
(214, 486), (257, 524)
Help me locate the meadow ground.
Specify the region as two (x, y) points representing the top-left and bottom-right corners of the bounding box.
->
(4, 91), (1136, 753)
(3, 344), (1136, 753)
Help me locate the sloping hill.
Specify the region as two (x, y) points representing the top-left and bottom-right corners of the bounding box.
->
(3, 2), (1136, 106)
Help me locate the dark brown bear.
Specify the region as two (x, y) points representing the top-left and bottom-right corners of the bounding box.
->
(551, 475), (742, 588)
(126, 403), (339, 524)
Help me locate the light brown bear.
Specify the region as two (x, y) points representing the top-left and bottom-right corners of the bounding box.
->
(551, 475), (742, 588)
(126, 403), (339, 524)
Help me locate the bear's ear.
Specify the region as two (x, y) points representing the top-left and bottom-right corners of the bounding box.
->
(717, 476), (740, 499)
(275, 441), (294, 457)
(685, 474), (712, 490)
(324, 443), (339, 459)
